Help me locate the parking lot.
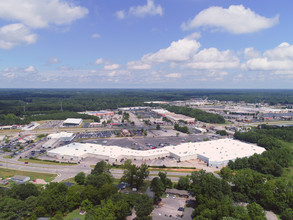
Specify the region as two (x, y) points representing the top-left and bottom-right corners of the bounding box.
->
(153, 197), (186, 219)
(36, 121), (62, 129)
(79, 133), (216, 152)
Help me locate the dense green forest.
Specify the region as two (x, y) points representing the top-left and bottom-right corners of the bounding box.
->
(1, 89), (293, 125)
(1, 89), (293, 116)
(166, 105), (225, 124)
(225, 125), (293, 219)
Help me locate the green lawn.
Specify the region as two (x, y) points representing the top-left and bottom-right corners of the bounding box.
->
(0, 167), (57, 182)
(18, 158), (77, 166)
(61, 177), (75, 183)
(63, 209), (85, 220)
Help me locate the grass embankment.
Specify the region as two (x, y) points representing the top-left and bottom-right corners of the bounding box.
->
(0, 167), (57, 182)
(148, 167), (198, 173)
(280, 141), (293, 181)
(108, 165), (198, 173)
(63, 209), (85, 220)
(18, 158), (77, 166)
(61, 177), (75, 183)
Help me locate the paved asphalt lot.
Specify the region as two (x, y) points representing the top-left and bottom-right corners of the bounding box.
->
(81, 134), (216, 151)
(153, 197), (186, 219)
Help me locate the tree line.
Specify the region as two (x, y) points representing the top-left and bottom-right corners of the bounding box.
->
(0, 160), (153, 220)
(0, 112), (100, 126)
(165, 105), (225, 124)
(230, 125), (293, 176)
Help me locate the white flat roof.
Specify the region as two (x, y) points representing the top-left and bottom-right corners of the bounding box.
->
(48, 139), (265, 163)
(63, 118), (83, 125)
(49, 142), (169, 159)
(48, 132), (74, 139)
(165, 139), (265, 162)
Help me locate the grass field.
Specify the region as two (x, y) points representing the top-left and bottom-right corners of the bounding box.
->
(0, 167), (57, 182)
(280, 141), (293, 181)
(61, 177), (75, 183)
(18, 158), (77, 166)
(148, 168), (197, 173)
(63, 209), (85, 220)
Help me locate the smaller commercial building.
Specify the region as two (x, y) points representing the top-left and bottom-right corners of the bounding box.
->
(47, 132), (75, 141)
(10, 175), (30, 184)
(80, 110), (114, 117)
(118, 106), (150, 111)
(194, 127), (207, 133)
(165, 188), (189, 198)
(43, 132), (75, 149)
(62, 118), (83, 127)
(89, 122), (103, 127)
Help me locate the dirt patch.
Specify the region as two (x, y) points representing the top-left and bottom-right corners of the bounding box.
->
(32, 179), (47, 184)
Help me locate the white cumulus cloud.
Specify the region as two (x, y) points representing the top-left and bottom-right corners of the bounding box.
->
(142, 38), (201, 63)
(127, 61), (151, 70)
(243, 42), (293, 72)
(129, 0), (163, 17)
(0, 0), (88, 49)
(182, 5), (279, 34)
(166, 73), (182, 78)
(186, 48), (240, 69)
(116, 0), (162, 19)
(46, 57), (59, 65)
(116, 10), (126, 20)
(244, 47), (261, 59)
(104, 64), (120, 70)
(95, 58), (104, 65)
(0, 23), (37, 49)
(0, 0), (88, 28)
(24, 65), (36, 72)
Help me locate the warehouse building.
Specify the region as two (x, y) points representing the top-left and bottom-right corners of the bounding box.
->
(164, 139), (265, 167)
(62, 118), (83, 127)
(42, 132), (75, 149)
(47, 139), (265, 167)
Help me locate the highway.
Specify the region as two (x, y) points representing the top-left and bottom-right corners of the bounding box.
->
(0, 154), (193, 182)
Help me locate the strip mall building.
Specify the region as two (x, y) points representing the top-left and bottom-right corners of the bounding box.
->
(47, 139), (265, 167)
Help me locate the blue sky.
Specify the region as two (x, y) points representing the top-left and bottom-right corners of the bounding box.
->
(0, 0), (293, 89)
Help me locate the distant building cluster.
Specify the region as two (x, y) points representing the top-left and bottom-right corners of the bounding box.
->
(47, 139), (265, 167)
(152, 109), (195, 124)
(79, 110), (114, 117)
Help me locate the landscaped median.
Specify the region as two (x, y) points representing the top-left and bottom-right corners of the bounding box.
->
(0, 167), (57, 183)
(18, 157), (77, 166)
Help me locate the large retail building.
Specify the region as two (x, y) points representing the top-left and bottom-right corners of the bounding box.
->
(47, 139), (265, 167)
